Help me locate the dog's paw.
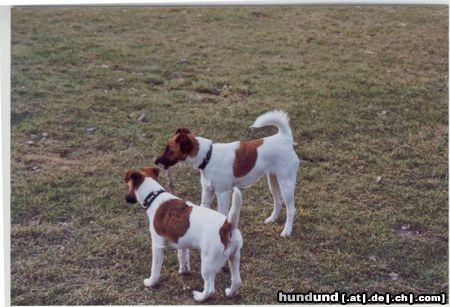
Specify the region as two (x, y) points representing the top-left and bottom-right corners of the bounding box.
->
(144, 277), (159, 288)
(264, 216), (276, 224)
(178, 266), (191, 275)
(192, 291), (206, 302)
(225, 288), (237, 298)
(280, 228), (292, 237)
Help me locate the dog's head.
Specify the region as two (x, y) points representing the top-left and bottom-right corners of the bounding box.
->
(154, 127), (198, 169)
(124, 167), (160, 203)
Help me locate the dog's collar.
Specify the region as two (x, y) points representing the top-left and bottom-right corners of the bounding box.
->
(142, 189), (166, 209)
(198, 144), (213, 170)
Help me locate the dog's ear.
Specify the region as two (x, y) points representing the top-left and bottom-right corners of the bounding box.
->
(142, 167), (160, 180)
(176, 127), (191, 135)
(176, 133), (193, 154)
(125, 170), (145, 188)
(125, 170), (134, 183)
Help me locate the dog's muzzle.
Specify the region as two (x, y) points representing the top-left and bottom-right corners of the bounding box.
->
(154, 157), (170, 169)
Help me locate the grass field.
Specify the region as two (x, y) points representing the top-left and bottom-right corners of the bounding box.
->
(11, 6), (448, 305)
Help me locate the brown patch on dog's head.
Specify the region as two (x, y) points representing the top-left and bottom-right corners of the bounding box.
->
(219, 219), (232, 249)
(153, 199), (193, 243)
(142, 166), (160, 180)
(176, 127), (191, 134)
(233, 138), (264, 177)
(154, 128), (199, 169)
(124, 167), (161, 203)
(124, 169), (145, 204)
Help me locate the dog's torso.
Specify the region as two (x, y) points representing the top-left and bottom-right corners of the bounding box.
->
(199, 134), (299, 193)
(125, 167), (243, 300)
(147, 191), (239, 254)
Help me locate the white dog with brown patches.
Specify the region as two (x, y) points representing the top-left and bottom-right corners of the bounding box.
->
(124, 167), (243, 302)
(155, 110), (300, 237)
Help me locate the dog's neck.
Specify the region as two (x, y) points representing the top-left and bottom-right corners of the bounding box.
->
(135, 178), (165, 205)
(185, 137), (213, 170)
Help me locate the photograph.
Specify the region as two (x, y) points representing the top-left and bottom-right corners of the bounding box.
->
(10, 5), (448, 304)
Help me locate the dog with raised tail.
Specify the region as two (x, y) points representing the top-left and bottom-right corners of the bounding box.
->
(155, 110), (300, 237)
(124, 166), (243, 302)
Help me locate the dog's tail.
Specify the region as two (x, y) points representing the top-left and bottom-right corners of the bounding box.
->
(251, 110), (293, 143)
(227, 188), (242, 230)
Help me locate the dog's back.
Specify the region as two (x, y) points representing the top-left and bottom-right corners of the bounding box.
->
(171, 188), (243, 255)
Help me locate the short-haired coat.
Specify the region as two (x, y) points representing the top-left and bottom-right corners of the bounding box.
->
(125, 167), (243, 302)
(155, 110), (300, 237)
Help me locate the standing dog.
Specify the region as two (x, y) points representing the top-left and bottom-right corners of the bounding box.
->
(155, 110), (300, 237)
(124, 167), (243, 302)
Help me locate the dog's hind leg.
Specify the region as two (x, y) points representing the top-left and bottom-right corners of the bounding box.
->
(264, 174), (283, 224)
(177, 248), (190, 275)
(278, 175), (297, 237)
(192, 253), (222, 302)
(225, 248), (242, 298)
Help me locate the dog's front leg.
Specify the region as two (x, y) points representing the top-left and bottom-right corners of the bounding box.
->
(216, 191), (230, 215)
(177, 248), (190, 275)
(144, 246), (164, 288)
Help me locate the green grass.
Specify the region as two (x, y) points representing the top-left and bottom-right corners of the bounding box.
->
(11, 6), (448, 305)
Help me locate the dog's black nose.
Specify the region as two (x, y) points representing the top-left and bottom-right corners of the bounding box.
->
(125, 194), (137, 204)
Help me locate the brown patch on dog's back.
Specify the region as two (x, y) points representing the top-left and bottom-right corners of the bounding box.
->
(153, 199), (193, 243)
(219, 219), (232, 249)
(233, 139), (264, 177)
